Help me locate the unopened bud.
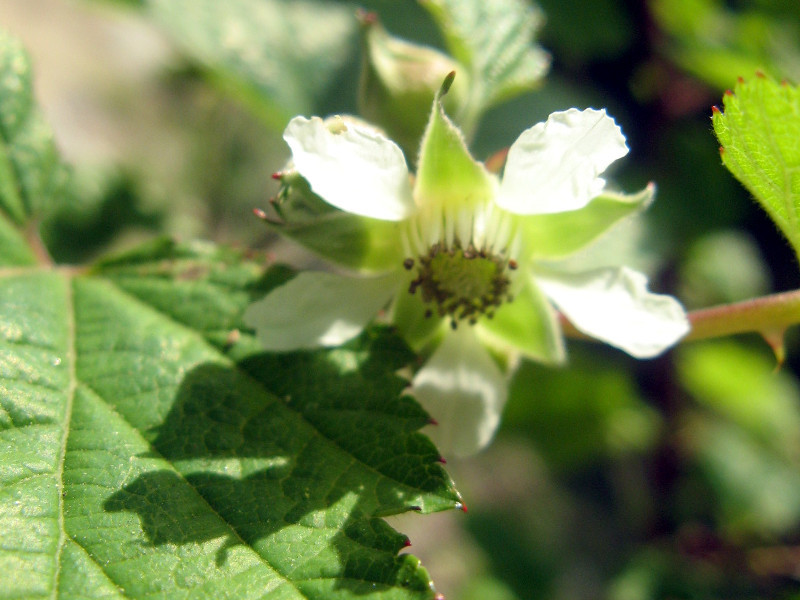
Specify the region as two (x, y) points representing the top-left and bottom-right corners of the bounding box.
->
(358, 16), (466, 155)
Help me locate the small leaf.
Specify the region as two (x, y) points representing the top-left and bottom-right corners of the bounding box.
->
(712, 74), (800, 260)
(651, 0), (800, 90)
(420, 0), (549, 132)
(145, 0), (358, 130)
(0, 30), (68, 224)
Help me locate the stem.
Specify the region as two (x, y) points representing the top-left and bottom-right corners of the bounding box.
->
(684, 289), (800, 342)
(25, 220), (54, 267)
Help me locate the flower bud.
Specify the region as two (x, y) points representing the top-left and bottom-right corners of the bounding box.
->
(358, 13), (467, 156)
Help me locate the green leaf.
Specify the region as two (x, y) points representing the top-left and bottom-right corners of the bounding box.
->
(712, 74), (800, 260)
(144, 0), (358, 130)
(2, 240), (460, 599)
(677, 341), (800, 535)
(651, 0), (800, 90)
(420, 0), (549, 134)
(0, 30), (67, 226)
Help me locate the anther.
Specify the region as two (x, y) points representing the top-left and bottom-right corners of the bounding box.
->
(508, 259), (518, 270)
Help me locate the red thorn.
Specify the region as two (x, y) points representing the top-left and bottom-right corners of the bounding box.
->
(402, 538), (412, 548)
(271, 172), (283, 180)
(427, 418), (438, 426)
(762, 327), (787, 368)
(724, 89), (733, 97)
(356, 9), (378, 25)
(737, 76), (745, 84)
(253, 208), (268, 219)
(719, 146), (725, 155)
(455, 502), (468, 513)
(711, 105), (721, 114)
(484, 147), (509, 174)
(437, 456), (447, 465)
(755, 70), (765, 78)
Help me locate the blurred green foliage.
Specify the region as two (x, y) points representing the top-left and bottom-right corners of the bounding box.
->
(15, 0), (800, 597)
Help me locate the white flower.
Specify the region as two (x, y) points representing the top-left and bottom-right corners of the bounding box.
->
(245, 76), (689, 456)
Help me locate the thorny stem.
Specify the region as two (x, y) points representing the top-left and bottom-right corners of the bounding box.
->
(683, 289), (800, 342)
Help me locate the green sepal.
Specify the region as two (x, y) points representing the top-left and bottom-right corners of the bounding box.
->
(713, 74), (800, 260)
(390, 273), (446, 350)
(519, 184), (655, 259)
(269, 172), (404, 273)
(415, 74), (494, 211)
(358, 14), (466, 158)
(477, 272), (566, 365)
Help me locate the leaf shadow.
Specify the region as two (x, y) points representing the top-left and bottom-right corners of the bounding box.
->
(104, 329), (450, 596)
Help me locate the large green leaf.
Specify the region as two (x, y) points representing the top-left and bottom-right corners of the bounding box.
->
(145, 0), (358, 130)
(712, 74), (800, 260)
(420, 0), (550, 134)
(0, 30), (459, 600)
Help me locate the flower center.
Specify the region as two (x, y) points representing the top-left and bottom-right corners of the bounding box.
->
(405, 244), (516, 326)
(401, 201), (520, 328)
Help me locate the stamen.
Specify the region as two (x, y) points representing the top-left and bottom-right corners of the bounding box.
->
(427, 207), (442, 247)
(444, 203), (456, 249)
(484, 204), (501, 251)
(457, 207), (471, 250)
(409, 219), (425, 257)
(401, 227), (412, 259)
(494, 213), (512, 252)
(507, 233), (523, 260)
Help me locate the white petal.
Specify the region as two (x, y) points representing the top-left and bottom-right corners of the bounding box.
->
(497, 108), (628, 215)
(411, 327), (508, 457)
(536, 266), (690, 358)
(284, 116), (415, 221)
(244, 271), (399, 350)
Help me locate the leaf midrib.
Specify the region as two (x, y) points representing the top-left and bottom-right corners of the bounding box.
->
(52, 270), (75, 600)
